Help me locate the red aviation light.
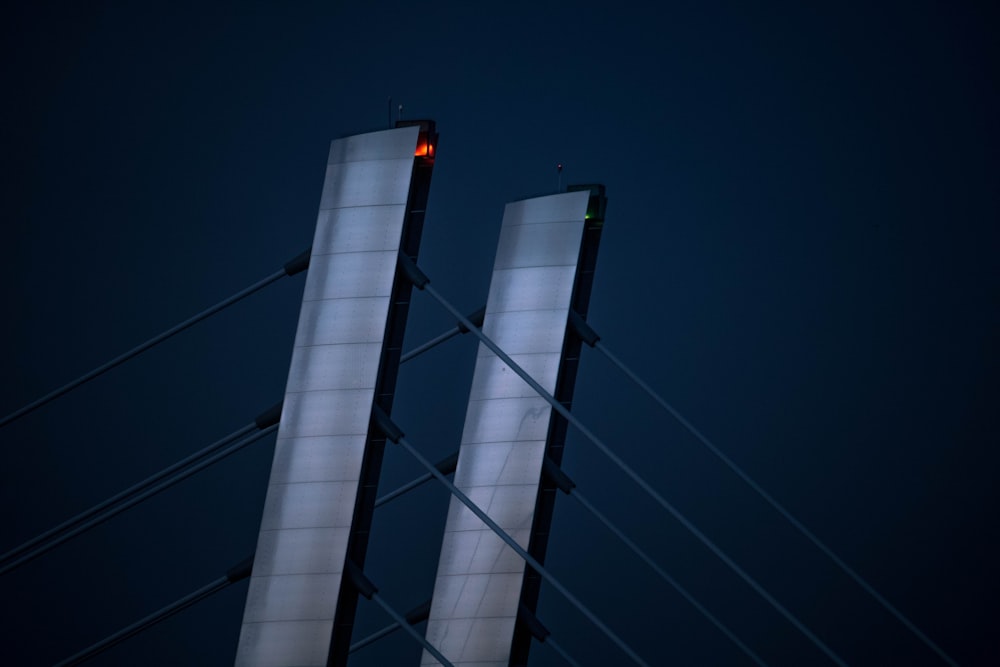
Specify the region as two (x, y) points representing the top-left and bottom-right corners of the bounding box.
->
(395, 119), (437, 163)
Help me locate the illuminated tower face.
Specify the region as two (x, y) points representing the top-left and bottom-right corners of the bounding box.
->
(422, 190), (602, 666)
(235, 125), (434, 667)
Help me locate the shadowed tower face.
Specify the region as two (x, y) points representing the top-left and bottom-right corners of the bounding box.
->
(421, 190), (599, 666)
(235, 125), (434, 667)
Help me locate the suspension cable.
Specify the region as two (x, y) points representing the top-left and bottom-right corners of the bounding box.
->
(345, 560), (454, 667)
(543, 458), (769, 666)
(0, 249), (309, 430)
(569, 312), (958, 667)
(2, 295), (477, 577)
(0, 424), (277, 576)
(372, 406), (652, 667)
(517, 601), (583, 667)
(0, 421), (253, 567)
(547, 637), (582, 667)
(1, 402), (279, 570)
(349, 600), (431, 654)
(1, 289), (474, 577)
(4, 281), (479, 563)
(374, 452), (458, 508)
(55, 556), (253, 666)
(398, 257), (847, 667)
(399, 306), (485, 363)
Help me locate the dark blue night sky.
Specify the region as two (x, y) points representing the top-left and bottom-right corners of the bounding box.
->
(1, 2), (997, 665)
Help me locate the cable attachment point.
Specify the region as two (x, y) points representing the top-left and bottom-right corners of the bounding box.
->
(543, 457), (576, 495)
(226, 556), (255, 583)
(518, 602), (551, 642)
(345, 560), (378, 600)
(397, 254), (430, 289)
(372, 404), (404, 444)
(457, 306), (486, 333)
(568, 309), (600, 347)
(254, 401), (283, 429)
(405, 600), (432, 625)
(283, 247), (312, 276)
(436, 451), (460, 476)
